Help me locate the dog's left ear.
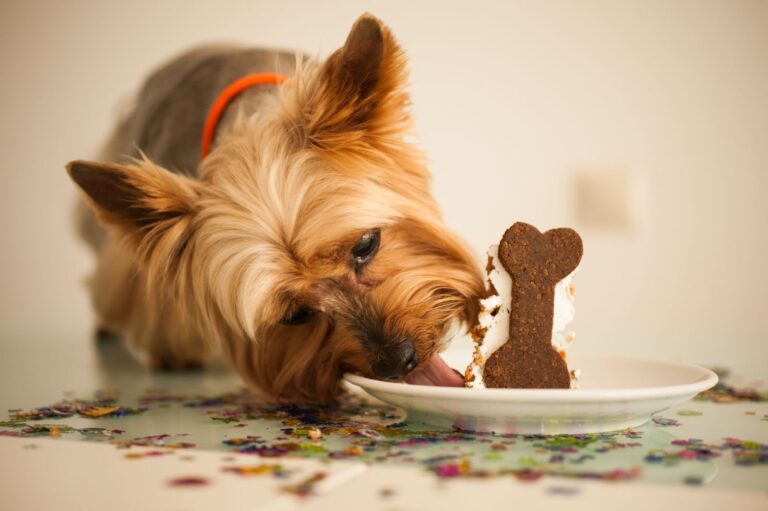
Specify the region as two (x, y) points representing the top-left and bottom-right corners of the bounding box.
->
(67, 159), (200, 265)
(303, 13), (410, 148)
(67, 159), (200, 231)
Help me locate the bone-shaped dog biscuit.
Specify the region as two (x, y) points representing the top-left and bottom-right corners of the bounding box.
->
(483, 222), (583, 389)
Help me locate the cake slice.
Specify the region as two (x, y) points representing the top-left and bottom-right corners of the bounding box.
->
(465, 222), (583, 389)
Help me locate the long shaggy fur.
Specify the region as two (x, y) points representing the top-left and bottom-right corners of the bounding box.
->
(68, 14), (483, 403)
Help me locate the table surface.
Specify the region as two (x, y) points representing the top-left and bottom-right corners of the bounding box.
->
(1, 338), (766, 510)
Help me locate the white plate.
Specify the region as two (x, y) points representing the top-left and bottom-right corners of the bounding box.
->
(343, 352), (718, 435)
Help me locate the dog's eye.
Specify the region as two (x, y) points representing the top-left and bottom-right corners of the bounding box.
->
(351, 228), (381, 265)
(281, 307), (314, 326)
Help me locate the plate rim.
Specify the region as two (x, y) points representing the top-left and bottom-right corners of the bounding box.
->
(343, 356), (718, 403)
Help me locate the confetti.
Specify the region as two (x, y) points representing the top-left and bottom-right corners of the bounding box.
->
(112, 434), (195, 449)
(80, 406), (121, 418)
(168, 476), (210, 487)
(77, 427), (126, 439)
(5, 383), (766, 488)
(652, 417), (681, 427)
(222, 436), (264, 447)
(281, 471), (327, 497)
(7, 392), (146, 421)
(676, 410), (702, 417)
(695, 378), (768, 403)
(124, 450), (174, 459)
(644, 438), (768, 467)
(223, 464), (289, 477)
(723, 438), (768, 466)
(0, 423), (77, 438)
(211, 417), (240, 424)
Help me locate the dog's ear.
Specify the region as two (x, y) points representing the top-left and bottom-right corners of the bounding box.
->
(304, 13), (410, 148)
(67, 159), (200, 239)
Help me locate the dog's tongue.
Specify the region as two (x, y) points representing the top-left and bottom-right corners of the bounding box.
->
(404, 353), (464, 387)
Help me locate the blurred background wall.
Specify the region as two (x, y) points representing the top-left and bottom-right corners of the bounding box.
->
(1, 0), (766, 377)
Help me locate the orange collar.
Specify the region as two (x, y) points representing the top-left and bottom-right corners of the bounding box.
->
(200, 72), (290, 159)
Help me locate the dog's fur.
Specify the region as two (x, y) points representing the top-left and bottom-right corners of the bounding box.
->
(68, 14), (483, 403)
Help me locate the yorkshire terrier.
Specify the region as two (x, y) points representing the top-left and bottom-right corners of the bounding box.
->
(67, 13), (483, 402)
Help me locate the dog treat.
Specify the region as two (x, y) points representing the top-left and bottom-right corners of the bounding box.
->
(465, 222), (583, 389)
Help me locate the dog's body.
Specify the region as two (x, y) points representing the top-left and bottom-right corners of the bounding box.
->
(71, 15), (483, 402)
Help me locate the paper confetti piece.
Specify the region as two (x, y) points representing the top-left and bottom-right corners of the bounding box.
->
(80, 406), (121, 418)
(211, 416), (240, 424)
(168, 476), (210, 487)
(652, 417), (681, 427)
(223, 464), (289, 477)
(281, 472), (327, 497)
(676, 410), (702, 416)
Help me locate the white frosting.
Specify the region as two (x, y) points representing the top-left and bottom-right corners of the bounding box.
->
(466, 245), (578, 388)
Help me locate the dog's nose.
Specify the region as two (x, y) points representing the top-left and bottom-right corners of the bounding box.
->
(373, 338), (419, 381)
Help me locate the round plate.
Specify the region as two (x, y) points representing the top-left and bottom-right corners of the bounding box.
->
(343, 352), (718, 435)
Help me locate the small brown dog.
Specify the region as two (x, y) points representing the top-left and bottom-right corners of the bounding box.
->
(68, 14), (483, 402)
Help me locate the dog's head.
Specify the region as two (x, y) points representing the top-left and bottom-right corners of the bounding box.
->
(68, 14), (483, 402)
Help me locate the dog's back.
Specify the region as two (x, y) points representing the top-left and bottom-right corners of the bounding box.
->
(79, 45), (299, 250)
(101, 45), (298, 172)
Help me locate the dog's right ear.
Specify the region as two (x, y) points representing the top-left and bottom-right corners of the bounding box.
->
(67, 159), (200, 240)
(300, 13), (411, 150)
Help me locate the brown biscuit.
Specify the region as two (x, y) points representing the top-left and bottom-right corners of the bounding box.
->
(483, 222), (583, 389)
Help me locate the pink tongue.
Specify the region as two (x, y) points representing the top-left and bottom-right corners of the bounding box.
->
(404, 353), (464, 387)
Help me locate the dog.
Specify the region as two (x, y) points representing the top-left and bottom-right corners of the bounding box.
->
(67, 13), (484, 403)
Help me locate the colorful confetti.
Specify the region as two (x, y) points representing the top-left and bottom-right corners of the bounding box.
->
(644, 438), (768, 467)
(7, 391), (146, 421)
(695, 376), (768, 403)
(4, 384), (766, 488)
(124, 450), (174, 459)
(0, 422), (124, 439)
(112, 434), (195, 449)
(223, 464), (290, 477)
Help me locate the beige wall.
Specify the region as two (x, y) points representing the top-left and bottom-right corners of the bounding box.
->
(1, 0), (766, 377)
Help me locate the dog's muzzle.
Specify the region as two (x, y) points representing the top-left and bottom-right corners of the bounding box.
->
(372, 338), (419, 381)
